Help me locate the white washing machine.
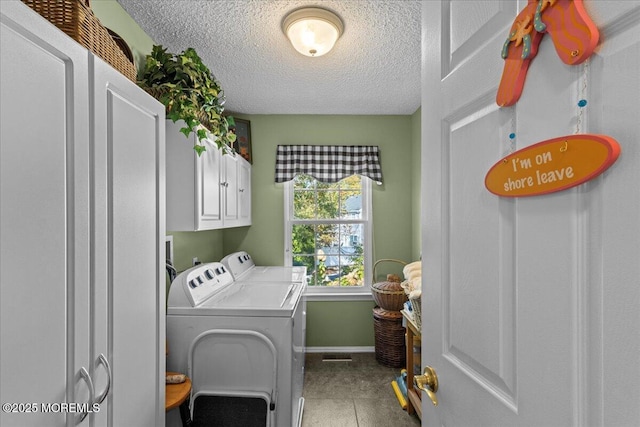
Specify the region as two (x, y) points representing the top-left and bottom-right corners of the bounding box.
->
(221, 251), (307, 283)
(166, 262), (306, 427)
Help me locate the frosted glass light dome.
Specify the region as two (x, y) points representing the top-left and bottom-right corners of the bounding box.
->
(282, 7), (344, 57)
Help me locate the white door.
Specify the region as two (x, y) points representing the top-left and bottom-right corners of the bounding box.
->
(92, 55), (165, 427)
(0, 2), (91, 426)
(421, 1), (640, 426)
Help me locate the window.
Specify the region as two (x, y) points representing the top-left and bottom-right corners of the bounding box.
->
(285, 174), (372, 294)
(276, 144), (381, 298)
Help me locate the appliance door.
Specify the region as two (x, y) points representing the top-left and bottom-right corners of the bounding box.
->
(291, 292), (306, 426)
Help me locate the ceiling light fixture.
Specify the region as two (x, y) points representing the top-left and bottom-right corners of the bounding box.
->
(282, 7), (344, 57)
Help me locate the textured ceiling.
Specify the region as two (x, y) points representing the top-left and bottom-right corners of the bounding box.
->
(116, 0), (421, 115)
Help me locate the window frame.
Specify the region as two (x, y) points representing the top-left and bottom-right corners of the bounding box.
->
(284, 176), (373, 300)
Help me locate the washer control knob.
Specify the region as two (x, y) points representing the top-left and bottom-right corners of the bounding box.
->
(204, 269), (214, 280)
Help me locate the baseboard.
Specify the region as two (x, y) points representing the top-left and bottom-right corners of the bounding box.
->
(305, 346), (375, 354)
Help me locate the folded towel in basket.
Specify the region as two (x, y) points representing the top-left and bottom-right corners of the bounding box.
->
(401, 276), (422, 294)
(403, 261), (422, 280)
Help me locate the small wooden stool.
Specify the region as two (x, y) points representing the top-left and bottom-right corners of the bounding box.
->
(165, 372), (192, 427)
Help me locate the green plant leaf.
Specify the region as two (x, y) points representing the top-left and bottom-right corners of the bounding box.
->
(196, 128), (207, 141)
(193, 144), (207, 156)
(179, 126), (191, 138)
(139, 44), (231, 154)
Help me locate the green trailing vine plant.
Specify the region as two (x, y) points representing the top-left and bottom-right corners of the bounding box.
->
(138, 45), (236, 156)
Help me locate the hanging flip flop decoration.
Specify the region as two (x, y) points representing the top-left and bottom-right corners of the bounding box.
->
(489, 1), (620, 197)
(497, 0), (599, 106)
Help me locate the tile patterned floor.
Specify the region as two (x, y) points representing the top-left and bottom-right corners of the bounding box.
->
(301, 353), (421, 427)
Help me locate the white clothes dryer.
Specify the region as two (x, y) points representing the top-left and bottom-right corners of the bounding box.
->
(221, 251), (307, 283)
(166, 262), (306, 427)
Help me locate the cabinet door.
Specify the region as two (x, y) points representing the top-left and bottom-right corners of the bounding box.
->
(222, 154), (239, 224)
(0, 3), (91, 427)
(92, 55), (165, 427)
(221, 154), (252, 228)
(237, 157), (252, 226)
(196, 140), (224, 230)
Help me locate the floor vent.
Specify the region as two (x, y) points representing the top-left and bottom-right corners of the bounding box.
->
(322, 353), (352, 362)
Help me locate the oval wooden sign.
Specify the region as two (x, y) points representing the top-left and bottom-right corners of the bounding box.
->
(485, 134), (620, 197)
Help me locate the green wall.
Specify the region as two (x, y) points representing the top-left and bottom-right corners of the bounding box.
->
(410, 108), (422, 261)
(223, 114), (418, 348)
(306, 301), (377, 347)
(94, 2), (422, 349)
(169, 230), (224, 272)
(223, 115), (415, 267)
(91, 0), (155, 77)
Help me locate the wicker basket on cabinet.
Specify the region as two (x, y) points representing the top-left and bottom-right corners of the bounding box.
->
(21, 0), (137, 82)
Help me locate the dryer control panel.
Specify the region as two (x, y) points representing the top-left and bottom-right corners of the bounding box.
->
(220, 250), (253, 278)
(170, 262), (235, 307)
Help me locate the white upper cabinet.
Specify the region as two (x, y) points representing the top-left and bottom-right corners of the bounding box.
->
(166, 121), (252, 231)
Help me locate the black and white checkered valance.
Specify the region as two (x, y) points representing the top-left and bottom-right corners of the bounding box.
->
(275, 145), (383, 184)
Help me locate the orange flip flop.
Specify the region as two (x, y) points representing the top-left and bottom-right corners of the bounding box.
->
(496, 0), (544, 107)
(534, 0), (599, 65)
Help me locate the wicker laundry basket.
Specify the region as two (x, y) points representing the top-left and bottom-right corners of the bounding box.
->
(371, 259), (408, 311)
(21, 0), (137, 82)
(372, 307), (406, 368)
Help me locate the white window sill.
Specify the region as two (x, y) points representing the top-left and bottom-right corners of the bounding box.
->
(303, 289), (374, 302)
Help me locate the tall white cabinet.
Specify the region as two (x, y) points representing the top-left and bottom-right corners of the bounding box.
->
(166, 121), (251, 231)
(0, 2), (165, 426)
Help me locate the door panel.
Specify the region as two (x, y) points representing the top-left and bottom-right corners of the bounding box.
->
(199, 142), (223, 228)
(92, 55), (165, 427)
(445, 103), (517, 408)
(448, 1), (516, 74)
(0, 3), (90, 426)
(587, 8), (640, 425)
(110, 83), (160, 427)
(223, 154), (239, 222)
(238, 158), (252, 225)
(421, 1), (640, 426)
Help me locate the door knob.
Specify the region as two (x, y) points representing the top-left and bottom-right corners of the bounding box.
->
(414, 366), (439, 406)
